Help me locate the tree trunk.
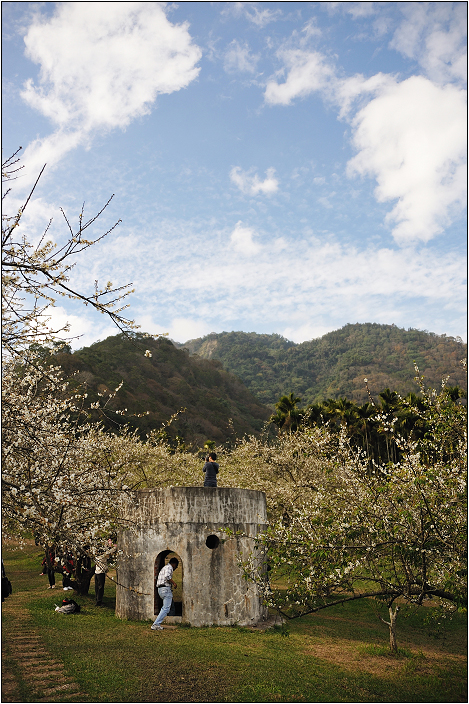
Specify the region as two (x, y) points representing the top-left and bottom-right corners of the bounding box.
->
(73, 564), (95, 595)
(388, 604), (399, 653)
(379, 604), (399, 653)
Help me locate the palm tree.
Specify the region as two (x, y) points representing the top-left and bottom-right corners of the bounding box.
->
(270, 392), (302, 433)
(305, 402), (325, 426)
(378, 388), (400, 411)
(323, 397), (356, 430)
(444, 385), (467, 402)
(355, 402), (375, 459)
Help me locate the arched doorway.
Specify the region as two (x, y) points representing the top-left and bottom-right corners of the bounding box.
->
(154, 550), (183, 617)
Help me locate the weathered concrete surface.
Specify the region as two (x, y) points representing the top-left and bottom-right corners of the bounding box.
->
(116, 487), (268, 627)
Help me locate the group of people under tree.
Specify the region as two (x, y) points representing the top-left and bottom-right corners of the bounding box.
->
(39, 539), (116, 606)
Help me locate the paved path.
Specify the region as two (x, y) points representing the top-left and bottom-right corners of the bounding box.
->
(2, 595), (85, 703)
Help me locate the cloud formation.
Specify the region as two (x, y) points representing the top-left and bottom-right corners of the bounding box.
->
(389, 2), (467, 84)
(224, 40), (259, 74)
(264, 49), (334, 106)
(20, 2), (201, 179)
(263, 8), (467, 245)
(230, 222), (262, 255)
(347, 75), (467, 244)
(230, 166), (279, 196)
(68, 218), (465, 345)
(224, 3), (282, 28)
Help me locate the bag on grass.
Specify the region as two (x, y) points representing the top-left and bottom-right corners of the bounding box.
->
(55, 598), (80, 614)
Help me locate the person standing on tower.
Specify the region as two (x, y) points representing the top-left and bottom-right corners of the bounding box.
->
(203, 452), (219, 487)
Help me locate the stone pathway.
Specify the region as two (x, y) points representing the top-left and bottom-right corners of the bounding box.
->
(2, 599), (86, 703)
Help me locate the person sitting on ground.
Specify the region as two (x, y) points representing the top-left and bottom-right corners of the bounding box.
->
(203, 452), (219, 487)
(151, 557), (179, 631)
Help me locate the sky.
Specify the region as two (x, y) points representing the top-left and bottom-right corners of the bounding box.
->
(2, 1), (467, 348)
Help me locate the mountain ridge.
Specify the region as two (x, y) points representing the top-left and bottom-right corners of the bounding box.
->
(54, 333), (271, 448)
(51, 323), (467, 448)
(176, 323), (467, 406)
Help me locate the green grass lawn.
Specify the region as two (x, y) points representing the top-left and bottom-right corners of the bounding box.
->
(2, 542), (467, 703)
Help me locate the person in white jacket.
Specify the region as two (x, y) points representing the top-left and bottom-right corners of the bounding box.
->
(151, 557), (179, 630)
(94, 539), (117, 606)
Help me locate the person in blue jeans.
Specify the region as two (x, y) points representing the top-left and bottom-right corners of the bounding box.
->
(151, 557), (179, 631)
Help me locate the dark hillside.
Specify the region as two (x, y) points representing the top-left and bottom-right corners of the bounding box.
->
(180, 324), (467, 406)
(54, 334), (271, 447)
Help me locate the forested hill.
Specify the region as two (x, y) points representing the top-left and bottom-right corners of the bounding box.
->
(53, 334), (271, 447)
(179, 324), (467, 406)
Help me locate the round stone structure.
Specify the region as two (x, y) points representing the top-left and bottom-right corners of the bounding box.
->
(116, 487), (268, 627)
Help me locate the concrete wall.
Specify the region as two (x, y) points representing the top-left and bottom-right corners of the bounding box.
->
(115, 487), (268, 627)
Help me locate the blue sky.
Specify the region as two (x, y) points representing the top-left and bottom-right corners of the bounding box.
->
(2, 1), (467, 347)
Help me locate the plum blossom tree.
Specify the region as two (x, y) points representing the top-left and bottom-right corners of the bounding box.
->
(1, 345), (200, 592)
(3, 357), (124, 586)
(238, 374), (467, 652)
(1, 150), (154, 583)
(2, 149), (138, 361)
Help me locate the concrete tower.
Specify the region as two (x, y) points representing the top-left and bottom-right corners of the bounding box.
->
(115, 487), (268, 627)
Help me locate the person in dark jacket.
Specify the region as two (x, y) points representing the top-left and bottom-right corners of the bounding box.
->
(61, 548), (75, 591)
(203, 452), (219, 487)
(44, 546), (57, 589)
(2, 559), (12, 602)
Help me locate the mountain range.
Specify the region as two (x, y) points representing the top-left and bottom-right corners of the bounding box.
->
(53, 323), (466, 447)
(54, 333), (270, 448)
(178, 323), (466, 406)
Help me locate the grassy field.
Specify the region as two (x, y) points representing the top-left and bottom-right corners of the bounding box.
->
(2, 541), (467, 703)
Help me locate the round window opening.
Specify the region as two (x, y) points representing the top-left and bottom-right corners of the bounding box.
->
(205, 535), (220, 550)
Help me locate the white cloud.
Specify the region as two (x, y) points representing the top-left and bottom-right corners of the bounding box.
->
(335, 72), (395, 119)
(264, 49), (335, 106)
(347, 75), (467, 244)
(263, 22), (467, 245)
(134, 314), (211, 345)
(230, 222), (262, 255)
(2, 193), (61, 248)
(44, 305), (118, 350)
(168, 318), (215, 345)
(224, 3), (282, 28)
(317, 193), (336, 209)
(345, 3), (377, 20)
(230, 166), (279, 196)
(245, 5), (282, 28)
(224, 40), (259, 74)
(20, 2), (201, 182)
(390, 2), (467, 85)
(82, 218), (466, 320)
(59, 216), (466, 346)
(282, 323), (335, 343)
(273, 237), (288, 253)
